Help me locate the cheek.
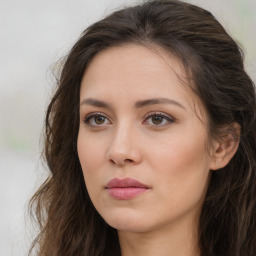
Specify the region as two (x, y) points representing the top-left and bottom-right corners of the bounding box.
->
(77, 130), (106, 187)
(147, 127), (211, 199)
(152, 138), (208, 170)
(77, 129), (106, 166)
(77, 130), (108, 215)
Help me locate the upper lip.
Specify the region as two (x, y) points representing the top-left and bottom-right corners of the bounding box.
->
(106, 178), (149, 189)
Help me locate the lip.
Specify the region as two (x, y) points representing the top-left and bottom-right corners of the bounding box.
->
(106, 178), (150, 200)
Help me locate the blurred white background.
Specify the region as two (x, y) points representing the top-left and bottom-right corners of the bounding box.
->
(0, 0), (255, 255)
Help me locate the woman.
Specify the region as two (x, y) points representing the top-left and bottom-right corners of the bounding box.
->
(29, 0), (256, 255)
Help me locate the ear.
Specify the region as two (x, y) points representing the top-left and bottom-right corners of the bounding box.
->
(210, 123), (240, 170)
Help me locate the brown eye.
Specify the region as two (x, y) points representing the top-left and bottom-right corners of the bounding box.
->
(95, 116), (106, 124)
(84, 113), (111, 127)
(143, 113), (174, 127)
(151, 116), (164, 125)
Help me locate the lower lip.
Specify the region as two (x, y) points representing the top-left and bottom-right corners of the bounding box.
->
(107, 187), (148, 200)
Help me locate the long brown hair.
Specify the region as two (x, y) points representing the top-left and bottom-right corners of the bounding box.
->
(29, 1), (256, 255)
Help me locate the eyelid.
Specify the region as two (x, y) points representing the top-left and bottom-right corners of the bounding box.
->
(82, 112), (112, 126)
(81, 111), (175, 127)
(143, 111), (175, 125)
(144, 111), (174, 119)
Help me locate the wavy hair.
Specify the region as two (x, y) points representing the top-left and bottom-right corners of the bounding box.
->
(29, 0), (256, 255)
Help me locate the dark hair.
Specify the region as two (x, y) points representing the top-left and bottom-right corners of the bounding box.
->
(29, 0), (256, 255)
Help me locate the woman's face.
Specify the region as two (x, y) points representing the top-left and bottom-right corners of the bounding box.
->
(77, 44), (216, 233)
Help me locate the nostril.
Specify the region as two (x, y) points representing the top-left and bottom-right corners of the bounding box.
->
(109, 158), (134, 166)
(110, 159), (115, 164)
(125, 159), (133, 163)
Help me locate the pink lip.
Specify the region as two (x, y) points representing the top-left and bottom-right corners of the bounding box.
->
(106, 178), (150, 200)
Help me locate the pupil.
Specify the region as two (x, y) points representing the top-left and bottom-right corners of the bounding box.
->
(153, 116), (163, 124)
(95, 116), (105, 124)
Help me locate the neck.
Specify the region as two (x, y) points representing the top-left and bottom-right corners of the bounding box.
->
(118, 214), (200, 256)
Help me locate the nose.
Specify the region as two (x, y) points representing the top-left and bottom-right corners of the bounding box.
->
(106, 124), (142, 167)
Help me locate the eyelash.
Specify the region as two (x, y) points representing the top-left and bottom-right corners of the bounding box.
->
(83, 112), (111, 127)
(82, 112), (174, 128)
(143, 112), (174, 126)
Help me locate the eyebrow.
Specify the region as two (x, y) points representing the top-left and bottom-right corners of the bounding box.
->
(134, 98), (185, 109)
(80, 97), (185, 110)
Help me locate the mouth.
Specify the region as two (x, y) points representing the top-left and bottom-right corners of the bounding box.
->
(105, 178), (150, 200)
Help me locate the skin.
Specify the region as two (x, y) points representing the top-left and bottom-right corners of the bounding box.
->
(77, 44), (236, 256)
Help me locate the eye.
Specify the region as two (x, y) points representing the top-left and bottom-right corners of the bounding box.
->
(83, 113), (111, 127)
(143, 112), (174, 126)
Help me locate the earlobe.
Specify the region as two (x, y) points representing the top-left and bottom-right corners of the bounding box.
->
(210, 123), (240, 170)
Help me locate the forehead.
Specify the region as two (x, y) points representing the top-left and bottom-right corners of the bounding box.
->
(82, 44), (185, 93)
(80, 43), (205, 119)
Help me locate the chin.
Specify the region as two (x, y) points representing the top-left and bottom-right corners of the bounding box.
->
(108, 220), (151, 233)
(101, 209), (155, 233)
